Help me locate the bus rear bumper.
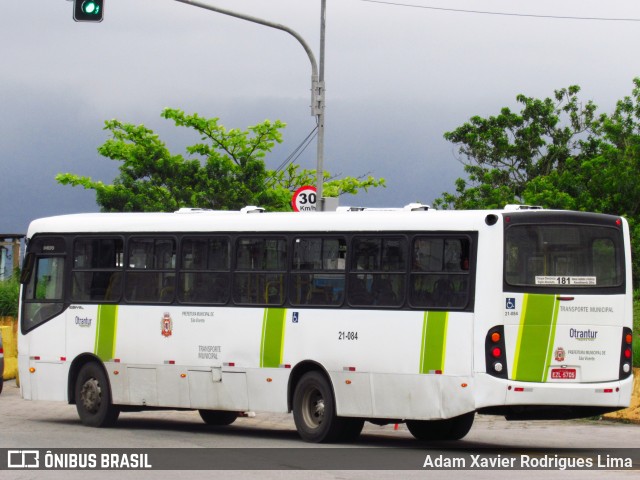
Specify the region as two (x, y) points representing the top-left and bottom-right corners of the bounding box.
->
(474, 373), (633, 419)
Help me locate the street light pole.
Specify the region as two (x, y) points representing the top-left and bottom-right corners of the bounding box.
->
(174, 0), (327, 210)
(316, 0), (326, 210)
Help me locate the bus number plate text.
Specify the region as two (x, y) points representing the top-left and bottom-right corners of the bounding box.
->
(551, 368), (576, 380)
(338, 331), (358, 341)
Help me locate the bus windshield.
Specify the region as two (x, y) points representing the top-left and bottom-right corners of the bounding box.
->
(504, 224), (624, 289)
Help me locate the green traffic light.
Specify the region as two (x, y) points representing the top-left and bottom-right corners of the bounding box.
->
(82, 1), (101, 15)
(73, 0), (104, 22)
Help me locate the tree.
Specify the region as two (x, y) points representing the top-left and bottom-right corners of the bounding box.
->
(435, 85), (598, 210)
(0, 270), (20, 317)
(437, 78), (640, 285)
(57, 108), (384, 212)
(268, 163), (386, 205)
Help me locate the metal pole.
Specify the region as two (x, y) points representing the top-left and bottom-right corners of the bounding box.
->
(174, 0), (318, 76)
(174, 0), (326, 210)
(316, 0), (326, 210)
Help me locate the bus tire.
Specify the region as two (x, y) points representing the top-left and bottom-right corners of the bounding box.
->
(75, 362), (120, 428)
(198, 410), (238, 426)
(293, 371), (344, 443)
(407, 412), (475, 441)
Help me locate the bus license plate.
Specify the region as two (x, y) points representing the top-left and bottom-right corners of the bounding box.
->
(551, 368), (576, 380)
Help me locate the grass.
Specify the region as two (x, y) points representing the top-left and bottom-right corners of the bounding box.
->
(0, 277), (20, 317)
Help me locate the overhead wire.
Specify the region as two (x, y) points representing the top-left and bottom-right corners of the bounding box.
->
(273, 2), (639, 184)
(271, 125), (319, 175)
(358, 0), (640, 22)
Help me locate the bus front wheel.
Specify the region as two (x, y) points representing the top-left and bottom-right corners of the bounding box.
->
(74, 362), (120, 428)
(293, 371), (345, 443)
(406, 412), (475, 441)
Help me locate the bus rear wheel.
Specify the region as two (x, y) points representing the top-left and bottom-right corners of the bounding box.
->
(406, 412), (475, 441)
(293, 371), (346, 443)
(74, 362), (120, 428)
(198, 410), (238, 426)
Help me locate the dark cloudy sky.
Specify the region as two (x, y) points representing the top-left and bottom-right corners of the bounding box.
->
(1, 0), (640, 233)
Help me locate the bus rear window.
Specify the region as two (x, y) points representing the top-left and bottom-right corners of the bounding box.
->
(505, 224), (624, 288)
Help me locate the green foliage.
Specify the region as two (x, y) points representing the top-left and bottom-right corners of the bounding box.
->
(438, 78), (640, 286)
(265, 164), (386, 211)
(0, 276), (20, 318)
(435, 85), (598, 210)
(57, 109), (385, 212)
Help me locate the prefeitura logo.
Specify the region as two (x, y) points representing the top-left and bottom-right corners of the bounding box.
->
(161, 313), (173, 337)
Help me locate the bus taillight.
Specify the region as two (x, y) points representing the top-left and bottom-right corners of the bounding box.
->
(485, 326), (508, 379)
(620, 327), (633, 379)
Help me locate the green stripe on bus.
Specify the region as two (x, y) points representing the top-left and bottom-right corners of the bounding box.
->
(545, 298), (561, 372)
(419, 311), (448, 374)
(94, 304), (118, 361)
(512, 294), (558, 382)
(260, 308), (287, 368)
(511, 294), (528, 377)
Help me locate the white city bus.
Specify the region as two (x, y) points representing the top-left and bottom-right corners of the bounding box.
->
(18, 205), (634, 442)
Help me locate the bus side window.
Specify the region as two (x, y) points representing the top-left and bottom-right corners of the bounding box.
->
(178, 237), (230, 304)
(290, 237), (346, 307)
(21, 237), (67, 332)
(233, 237), (286, 306)
(125, 237), (176, 304)
(348, 237), (406, 307)
(71, 238), (124, 302)
(28, 257), (65, 301)
(410, 236), (470, 309)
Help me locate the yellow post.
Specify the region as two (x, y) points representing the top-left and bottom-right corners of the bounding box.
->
(0, 318), (18, 380)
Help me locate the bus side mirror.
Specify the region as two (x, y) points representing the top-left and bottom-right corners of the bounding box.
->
(20, 253), (35, 285)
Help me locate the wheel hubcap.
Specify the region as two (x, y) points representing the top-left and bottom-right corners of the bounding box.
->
(80, 377), (102, 414)
(302, 387), (325, 428)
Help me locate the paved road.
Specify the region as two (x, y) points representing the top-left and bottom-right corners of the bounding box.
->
(1, 379), (638, 479)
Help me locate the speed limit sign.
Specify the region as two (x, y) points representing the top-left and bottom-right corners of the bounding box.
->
(292, 185), (317, 212)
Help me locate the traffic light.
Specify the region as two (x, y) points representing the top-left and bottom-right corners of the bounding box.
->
(73, 0), (104, 22)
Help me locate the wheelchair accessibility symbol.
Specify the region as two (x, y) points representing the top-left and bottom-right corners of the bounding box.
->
(506, 298), (516, 310)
